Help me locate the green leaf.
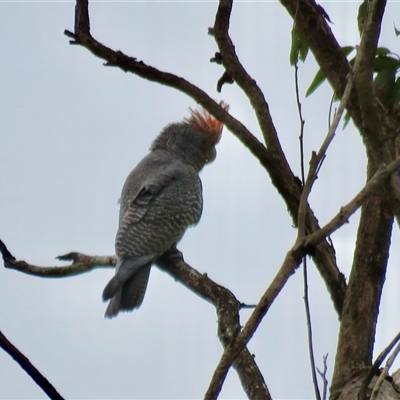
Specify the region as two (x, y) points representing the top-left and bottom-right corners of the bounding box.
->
(375, 47), (392, 56)
(374, 69), (399, 107)
(394, 23), (400, 37)
(374, 55), (400, 72)
(290, 26), (309, 65)
(299, 40), (309, 63)
(342, 111), (351, 130)
(306, 46), (354, 97)
(393, 77), (400, 104)
(305, 68), (326, 97)
(342, 46), (356, 57)
(357, 0), (368, 36)
(374, 68), (396, 86)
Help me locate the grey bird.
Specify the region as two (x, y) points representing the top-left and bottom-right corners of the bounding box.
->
(102, 103), (228, 318)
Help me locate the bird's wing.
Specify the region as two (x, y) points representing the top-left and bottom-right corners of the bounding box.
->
(115, 160), (202, 259)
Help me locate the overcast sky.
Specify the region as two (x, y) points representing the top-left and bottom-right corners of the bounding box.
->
(1, 1), (400, 399)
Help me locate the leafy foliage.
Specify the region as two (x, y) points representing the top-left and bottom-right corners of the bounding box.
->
(290, 24), (309, 66)
(305, 46), (355, 98)
(304, 0), (400, 129)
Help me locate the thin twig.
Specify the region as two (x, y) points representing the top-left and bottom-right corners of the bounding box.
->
(370, 341), (400, 400)
(212, 0), (281, 151)
(316, 354), (329, 400)
(297, 71), (354, 237)
(294, 61), (306, 185)
(358, 330), (400, 400)
(0, 330), (65, 400)
(303, 257), (321, 400)
(293, 50), (320, 400)
(305, 155), (400, 248)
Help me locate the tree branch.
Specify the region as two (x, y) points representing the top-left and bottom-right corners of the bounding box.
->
(306, 156), (400, 247)
(279, 0), (357, 122)
(156, 249), (272, 400)
(354, 0), (388, 165)
(0, 242), (115, 277)
(64, 2), (271, 177)
(303, 258), (321, 400)
(0, 241), (271, 399)
(316, 354), (329, 400)
(331, 171), (393, 395)
(212, 0), (347, 317)
(213, 0), (284, 154)
(358, 330), (400, 400)
(280, 0), (400, 229)
(297, 71), (354, 237)
(204, 155), (400, 399)
(370, 340), (400, 400)
(0, 329), (65, 400)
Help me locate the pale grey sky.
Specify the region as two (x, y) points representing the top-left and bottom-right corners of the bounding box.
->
(1, 1), (400, 399)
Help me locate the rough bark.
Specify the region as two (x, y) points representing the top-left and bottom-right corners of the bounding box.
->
(331, 174), (393, 395)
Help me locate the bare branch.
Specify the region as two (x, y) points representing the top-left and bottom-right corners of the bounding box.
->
(297, 71), (354, 237)
(358, 330), (400, 400)
(156, 249), (272, 400)
(0, 329), (65, 400)
(331, 164), (393, 394)
(204, 155), (400, 399)
(0, 241), (115, 277)
(355, 0), (387, 165)
(306, 156), (400, 247)
(213, 0), (282, 152)
(64, 2), (271, 177)
(370, 340), (400, 400)
(293, 48), (320, 400)
(317, 354), (329, 400)
(294, 60), (306, 185)
(303, 258), (321, 400)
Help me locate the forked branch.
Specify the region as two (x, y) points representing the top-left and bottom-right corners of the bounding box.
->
(204, 155), (400, 399)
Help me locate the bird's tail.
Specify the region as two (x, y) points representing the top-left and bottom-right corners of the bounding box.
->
(104, 263), (152, 318)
